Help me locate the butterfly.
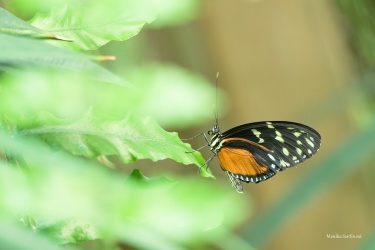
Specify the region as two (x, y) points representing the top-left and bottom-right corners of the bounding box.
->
(203, 121), (321, 193)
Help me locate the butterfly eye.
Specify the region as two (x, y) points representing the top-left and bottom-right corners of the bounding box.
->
(213, 125), (220, 134)
(208, 125), (219, 136)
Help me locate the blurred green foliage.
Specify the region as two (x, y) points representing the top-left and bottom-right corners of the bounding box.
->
(126, 63), (227, 129)
(336, 0), (375, 70)
(0, 1), (250, 249)
(0, 130), (249, 249)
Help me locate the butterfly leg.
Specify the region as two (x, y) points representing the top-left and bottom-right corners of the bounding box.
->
(185, 144), (209, 153)
(196, 154), (216, 175)
(184, 132), (210, 153)
(181, 132), (206, 141)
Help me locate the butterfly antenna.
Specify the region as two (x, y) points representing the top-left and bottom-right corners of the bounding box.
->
(214, 72), (220, 126)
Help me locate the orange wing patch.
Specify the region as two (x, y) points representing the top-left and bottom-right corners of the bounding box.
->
(217, 147), (269, 176)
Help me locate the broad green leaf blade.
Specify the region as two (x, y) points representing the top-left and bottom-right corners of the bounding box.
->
(0, 33), (125, 85)
(18, 110), (211, 176)
(30, 1), (156, 51)
(0, 7), (47, 37)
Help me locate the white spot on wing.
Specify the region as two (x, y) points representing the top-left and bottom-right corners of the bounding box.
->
(293, 132), (302, 137)
(282, 147), (289, 156)
(268, 153), (276, 161)
(280, 159), (290, 167)
(296, 148), (303, 155)
(266, 122), (275, 129)
(275, 130), (284, 142)
(251, 129), (265, 143)
(305, 138), (315, 148)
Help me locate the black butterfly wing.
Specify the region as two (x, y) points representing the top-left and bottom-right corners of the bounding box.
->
(220, 121), (321, 179)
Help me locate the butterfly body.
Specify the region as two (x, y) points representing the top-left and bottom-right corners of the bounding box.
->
(207, 121), (321, 192)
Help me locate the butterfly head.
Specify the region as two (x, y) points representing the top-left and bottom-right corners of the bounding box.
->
(208, 124), (222, 154)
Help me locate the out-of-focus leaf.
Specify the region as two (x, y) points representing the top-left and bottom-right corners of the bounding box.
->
(127, 63), (228, 129)
(125, 168), (174, 184)
(7, 0), (199, 30)
(0, 64), (219, 129)
(30, 1), (156, 51)
(18, 110), (210, 176)
(2, 0), (67, 18)
(0, 33), (125, 85)
(0, 69), (133, 126)
(148, 0), (200, 28)
(0, 218), (71, 250)
(0, 7), (46, 37)
(39, 219), (97, 244)
(336, 0), (375, 69)
(0, 131), (250, 247)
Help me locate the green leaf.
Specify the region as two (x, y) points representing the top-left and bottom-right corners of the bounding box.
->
(39, 219), (97, 244)
(126, 168), (177, 186)
(127, 63), (227, 129)
(0, 65), (213, 175)
(0, 7), (47, 37)
(0, 33), (125, 85)
(0, 63), (210, 175)
(1, 0), (67, 18)
(0, 218), (70, 250)
(148, 0), (200, 28)
(0, 69), (133, 126)
(30, 1), (156, 51)
(18, 110), (211, 176)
